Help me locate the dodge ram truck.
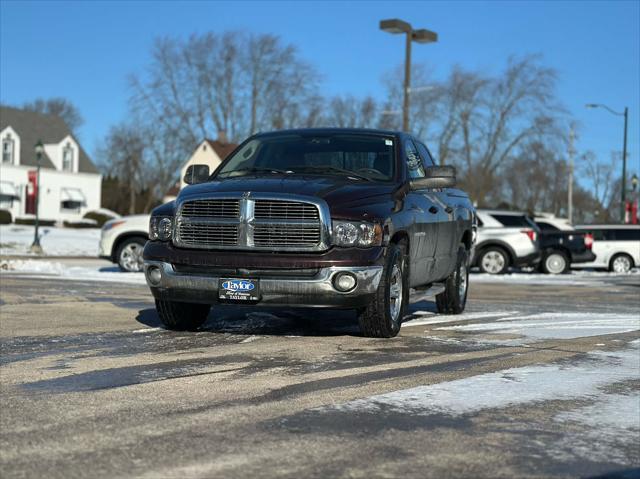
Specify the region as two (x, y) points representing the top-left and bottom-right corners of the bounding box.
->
(143, 128), (476, 338)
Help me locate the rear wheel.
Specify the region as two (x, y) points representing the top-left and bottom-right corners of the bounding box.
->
(358, 243), (407, 338)
(436, 247), (469, 314)
(541, 250), (569, 274)
(478, 247), (509, 274)
(610, 254), (633, 273)
(155, 299), (211, 331)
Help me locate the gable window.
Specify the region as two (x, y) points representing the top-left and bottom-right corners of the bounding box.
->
(62, 143), (74, 171)
(2, 134), (14, 164)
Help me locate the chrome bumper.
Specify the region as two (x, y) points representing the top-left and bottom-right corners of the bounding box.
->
(144, 261), (384, 308)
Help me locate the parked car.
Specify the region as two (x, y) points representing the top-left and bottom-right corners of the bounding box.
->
(573, 224), (640, 273)
(142, 128), (476, 338)
(99, 215), (149, 272)
(473, 209), (540, 274)
(533, 215), (596, 274)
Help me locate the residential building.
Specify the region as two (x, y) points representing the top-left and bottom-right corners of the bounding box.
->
(179, 134), (237, 189)
(0, 106), (101, 222)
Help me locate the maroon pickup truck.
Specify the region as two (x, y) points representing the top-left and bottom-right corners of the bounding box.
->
(143, 128), (475, 338)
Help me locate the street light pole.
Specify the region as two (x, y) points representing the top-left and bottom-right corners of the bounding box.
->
(380, 18), (437, 132)
(585, 103), (629, 222)
(30, 140), (44, 254)
(568, 124), (575, 223)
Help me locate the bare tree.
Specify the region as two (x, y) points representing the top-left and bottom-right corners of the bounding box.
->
(23, 97), (84, 132)
(580, 151), (618, 211)
(97, 123), (146, 214)
(324, 95), (378, 128)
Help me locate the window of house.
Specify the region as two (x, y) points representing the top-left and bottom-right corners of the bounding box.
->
(60, 187), (86, 213)
(2, 134), (14, 164)
(0, 181), (19, 209)
(62, 143), (74, 171)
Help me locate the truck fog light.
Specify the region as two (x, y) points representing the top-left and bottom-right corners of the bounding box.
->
(334, 272), (357, 292)
(148, 266), (162, 285)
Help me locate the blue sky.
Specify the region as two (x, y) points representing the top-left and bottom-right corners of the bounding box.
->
(1, 0), (639, 183)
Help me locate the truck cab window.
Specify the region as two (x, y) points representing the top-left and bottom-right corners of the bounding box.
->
(405, 140), (425, 179)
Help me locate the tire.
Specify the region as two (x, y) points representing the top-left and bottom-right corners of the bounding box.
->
(436, 247), (469, 315)
(609, 254), (634, 273)
(358, 243), (407, 338)
(541, 250), (569, 275)
(116, 236), (147, 272)
(478, 247), (509, 275)
(155, 299), (211, 331)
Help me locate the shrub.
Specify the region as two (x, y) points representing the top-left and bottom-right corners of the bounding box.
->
(0, 209), (12, 225)
(63, 219), (98, 229)
(83, 210), (118, 227)
(15, 218), (56, 227)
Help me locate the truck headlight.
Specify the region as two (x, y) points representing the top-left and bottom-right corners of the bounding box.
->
(332, 221), (382, 247)
(149, 216), (173, 241)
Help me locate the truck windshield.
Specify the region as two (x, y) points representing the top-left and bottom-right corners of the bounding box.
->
(216, 134), (395, 181)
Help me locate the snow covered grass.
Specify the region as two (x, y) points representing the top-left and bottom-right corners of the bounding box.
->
(0, 224), (100, 257)
(0, 259), (145, 284)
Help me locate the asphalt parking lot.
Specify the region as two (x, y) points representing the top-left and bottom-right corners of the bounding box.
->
(1, 260), (639, 479)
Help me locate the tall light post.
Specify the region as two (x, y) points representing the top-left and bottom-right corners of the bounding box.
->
(585, 103), (629, 221)
(380, 18), (437, 132)
(30, 140), (44, 254)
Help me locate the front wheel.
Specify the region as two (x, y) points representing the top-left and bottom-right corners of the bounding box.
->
(358, 243), (407, 338)
(436, 247), (469, 314)
(156, 299), (211, 331)
(116, 237), (146, 272)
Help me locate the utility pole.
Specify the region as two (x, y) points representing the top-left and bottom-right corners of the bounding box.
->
(621, 107), (628, 222)
(568, 124), (575, 223)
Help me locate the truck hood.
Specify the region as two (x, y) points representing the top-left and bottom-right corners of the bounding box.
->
(177, 176), (397, 206)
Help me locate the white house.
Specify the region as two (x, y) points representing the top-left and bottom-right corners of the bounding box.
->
(0, 106), (102, 222)
(179, 135), (237, 189)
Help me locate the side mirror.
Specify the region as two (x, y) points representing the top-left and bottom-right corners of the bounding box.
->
(184, 164), (210, 185)
(410, 165), (456, 190)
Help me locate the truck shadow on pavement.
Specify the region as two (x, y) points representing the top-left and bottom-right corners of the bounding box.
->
(135, 307), (363, 337)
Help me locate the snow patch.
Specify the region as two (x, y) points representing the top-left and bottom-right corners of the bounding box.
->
(0, 225), (100, 257)
(0, 259), (145, 284)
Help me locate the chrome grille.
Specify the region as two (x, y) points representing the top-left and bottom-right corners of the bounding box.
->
(254, 224), (321, 247)
(175, 195), (327, 251)
(178, 223), (238, 247)
(181, 199), (239, 218)
(254, 200), (319, 220)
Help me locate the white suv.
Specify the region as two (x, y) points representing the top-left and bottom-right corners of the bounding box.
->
(573, 224), (640, 273)
(99, 215), (150, 272)
(473, 210), (540, 274)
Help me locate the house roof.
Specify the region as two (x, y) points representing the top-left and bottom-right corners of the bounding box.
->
(0, 105), (98, 174)
(203, 138), (238, 161)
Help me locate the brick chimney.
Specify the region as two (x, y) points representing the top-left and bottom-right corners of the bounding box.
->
(217, 130), (228, 144)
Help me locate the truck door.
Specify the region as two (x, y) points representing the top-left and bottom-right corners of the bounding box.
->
(404, 139), (439, 286)
(414, 141), (457, 279)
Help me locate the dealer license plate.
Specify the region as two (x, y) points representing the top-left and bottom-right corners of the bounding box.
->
(218, 278), (260, 302)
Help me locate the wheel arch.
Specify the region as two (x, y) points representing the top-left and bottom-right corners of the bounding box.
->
(609, 252), (635, 270)
(473, 240), (515, 267)
(111, 232), (148, 261)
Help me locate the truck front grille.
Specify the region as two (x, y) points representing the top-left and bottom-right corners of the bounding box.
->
(175, 196), (327, 251)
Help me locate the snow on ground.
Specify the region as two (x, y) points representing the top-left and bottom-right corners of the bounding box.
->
(472, 269), (639, 285)
(0, 225), (100, 257)
(332, 342), (640, 418)
(0, 259), (145, 284)
(436, 312), (640, 340)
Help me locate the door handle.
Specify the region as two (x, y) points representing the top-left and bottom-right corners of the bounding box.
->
(428, 206), (439, 214)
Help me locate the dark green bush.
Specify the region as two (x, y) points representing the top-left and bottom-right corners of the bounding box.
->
(15, 218), (56, 227)
(83, 210), (117, 227)
(0, 209), (12, 225)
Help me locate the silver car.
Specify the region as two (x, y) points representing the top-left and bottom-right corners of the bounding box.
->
(472, 209), (541, 274)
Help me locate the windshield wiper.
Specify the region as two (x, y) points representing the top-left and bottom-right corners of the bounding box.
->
(217, 167), (291, 178)
(293, 166), (373, 181)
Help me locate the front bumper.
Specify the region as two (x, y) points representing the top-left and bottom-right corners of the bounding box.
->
(144, 261), (384, 309)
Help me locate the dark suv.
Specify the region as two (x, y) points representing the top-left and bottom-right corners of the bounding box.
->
(143, 129), (475, 338)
